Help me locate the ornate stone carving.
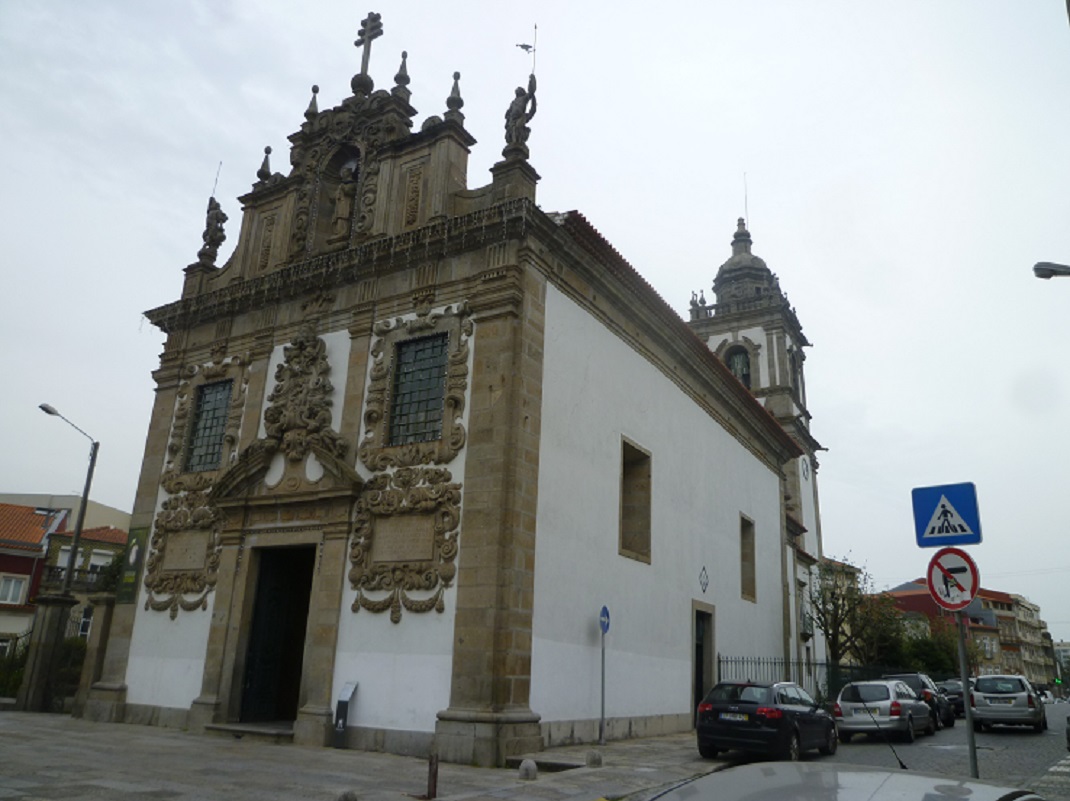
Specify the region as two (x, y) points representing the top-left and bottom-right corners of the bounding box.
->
(145, 347), (250, 618)
(349, 467), (461, 623)
(143, 486), (222, 619)
(263, 323), (348, 463)
(404, 164), (423, 227)
(162, 345), (249, 478)
(358, 301), (472, 471)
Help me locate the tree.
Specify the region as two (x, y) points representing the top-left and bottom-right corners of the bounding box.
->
(850, 593), (907, 668)
(807, 557), (867, 667)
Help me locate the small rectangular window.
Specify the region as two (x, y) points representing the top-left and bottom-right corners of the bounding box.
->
(619, 439), (651, 563)
(186, 380), (233, 472)
(0, 575), (27, 605)
(740, 516), (756, 602)
(390, 334), (448, 446)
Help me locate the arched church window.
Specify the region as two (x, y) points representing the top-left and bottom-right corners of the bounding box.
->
(725, 348), (751, 390)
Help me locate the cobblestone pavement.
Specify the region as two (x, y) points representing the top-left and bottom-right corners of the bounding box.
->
(1, 710), (1067, 801)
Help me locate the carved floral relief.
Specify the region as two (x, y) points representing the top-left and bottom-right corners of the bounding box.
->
(263, 322), (348, 464)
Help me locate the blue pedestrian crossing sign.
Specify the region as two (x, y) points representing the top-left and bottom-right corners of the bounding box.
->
(911, 482), (982, 547)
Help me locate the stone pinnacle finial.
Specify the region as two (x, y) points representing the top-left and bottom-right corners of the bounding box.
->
(392, 52), (411, 102)
(352, 11), (383, 97)
(444, 71), (464, 124)
(257, 146), (272, 182)
(732, 217), (753, 255)
(305, 85), (320, 121)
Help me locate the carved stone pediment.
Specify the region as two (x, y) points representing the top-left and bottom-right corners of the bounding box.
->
(210, 440), (364, 505)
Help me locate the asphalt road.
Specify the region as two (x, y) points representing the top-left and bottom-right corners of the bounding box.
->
(817, 708), (1069, 795)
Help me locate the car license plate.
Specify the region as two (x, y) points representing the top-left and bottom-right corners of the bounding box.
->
(990, 698), (1013, 705)
(854, 708), (873, 716)
(720, 712), (748, 722)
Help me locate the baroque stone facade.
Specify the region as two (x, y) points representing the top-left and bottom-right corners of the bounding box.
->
(92, 13), (818, 770)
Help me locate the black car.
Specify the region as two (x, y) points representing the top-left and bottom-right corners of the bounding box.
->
(937, 679), (971, 717)
(883, 672), (954, 728)
(696, 680), (838, 761)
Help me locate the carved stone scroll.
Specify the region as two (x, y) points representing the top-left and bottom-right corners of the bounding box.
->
(349, 467), (461, 623)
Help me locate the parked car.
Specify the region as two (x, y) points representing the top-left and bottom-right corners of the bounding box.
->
(971, 674), (1047, 732)
(937, 678), (972, 717)
(834, 680), (934, 743)
(696, 680), (838, 761)
(883, 672), (954, 728)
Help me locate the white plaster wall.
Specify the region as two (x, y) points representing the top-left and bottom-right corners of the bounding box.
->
(532, 286), (785, 725)
(126, 593), (214, 708)
(125, 329), (354, 713)
(332, 307), (472, 733)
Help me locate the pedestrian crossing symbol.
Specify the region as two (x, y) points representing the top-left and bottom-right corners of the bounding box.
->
(922, 497), (974, 539)
(911, 482), (982, 548)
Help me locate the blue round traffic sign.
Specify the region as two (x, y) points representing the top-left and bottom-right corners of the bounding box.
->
(599, 605), (610, 634)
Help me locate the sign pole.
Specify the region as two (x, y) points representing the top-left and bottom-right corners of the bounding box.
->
(599, 626), (606, 745)
(598, 605), (610, 745)
(957, 611), (979, 779)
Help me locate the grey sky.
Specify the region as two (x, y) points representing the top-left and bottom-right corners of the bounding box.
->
(2, 1), (1068, 640)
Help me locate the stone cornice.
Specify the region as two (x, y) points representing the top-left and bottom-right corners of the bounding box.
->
(145, 199), (538, 335)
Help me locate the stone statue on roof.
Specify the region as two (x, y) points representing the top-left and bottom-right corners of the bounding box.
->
(196, 197), (228, 266)
(503, 73), (537, 157)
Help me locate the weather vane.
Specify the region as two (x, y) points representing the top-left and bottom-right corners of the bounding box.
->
(516, 23), (537, 73)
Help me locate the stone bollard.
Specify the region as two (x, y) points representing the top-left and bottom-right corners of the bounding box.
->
(518, 758), (538, 781)
(586, 750), (603, 768)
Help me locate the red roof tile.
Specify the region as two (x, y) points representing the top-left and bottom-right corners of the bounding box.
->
(0, 503), (51, 552)
(48, 525), (128, 545)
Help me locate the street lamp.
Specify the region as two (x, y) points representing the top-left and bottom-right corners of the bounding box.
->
(39, 403), (99, 596)
(1033, 262), (1070, 280)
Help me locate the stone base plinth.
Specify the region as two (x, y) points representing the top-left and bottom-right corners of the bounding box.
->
(435, 708), (542, 767)
(81, 681), (127, 723)
(293, 705), (332, 746)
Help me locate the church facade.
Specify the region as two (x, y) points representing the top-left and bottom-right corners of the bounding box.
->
(85, 15), (824, 767)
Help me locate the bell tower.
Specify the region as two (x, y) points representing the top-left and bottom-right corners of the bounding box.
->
(689, 218), (817, 454)
(688, 217), (824, 659)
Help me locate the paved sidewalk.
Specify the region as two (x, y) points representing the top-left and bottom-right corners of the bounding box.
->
(0, 713), (716, 801)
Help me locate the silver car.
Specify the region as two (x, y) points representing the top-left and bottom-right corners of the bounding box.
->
(971, 674), (1047, 732)
(835, 680), (933, 743)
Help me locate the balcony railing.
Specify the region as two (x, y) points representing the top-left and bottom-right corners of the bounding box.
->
(39, 566), (107, 594)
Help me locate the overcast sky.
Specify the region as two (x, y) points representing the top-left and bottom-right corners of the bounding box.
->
(2, 2), (1068, 642)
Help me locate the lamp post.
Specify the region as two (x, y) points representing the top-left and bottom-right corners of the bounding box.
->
(39, 404), (99, 595)
(17, 405), (101, 712)
(1033, 262), (1070, 280)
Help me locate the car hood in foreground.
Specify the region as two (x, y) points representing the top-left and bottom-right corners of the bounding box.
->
(623, 762), (1045, 801)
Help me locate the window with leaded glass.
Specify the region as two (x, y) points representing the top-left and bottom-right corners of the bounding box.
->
(185, 380), (233, 472)
(389, 334), (448, 446)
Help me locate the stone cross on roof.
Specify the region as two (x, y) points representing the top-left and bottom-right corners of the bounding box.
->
(352, 11), (383, 96)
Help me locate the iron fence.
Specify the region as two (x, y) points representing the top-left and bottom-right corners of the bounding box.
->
(716, 654), (897, 705)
